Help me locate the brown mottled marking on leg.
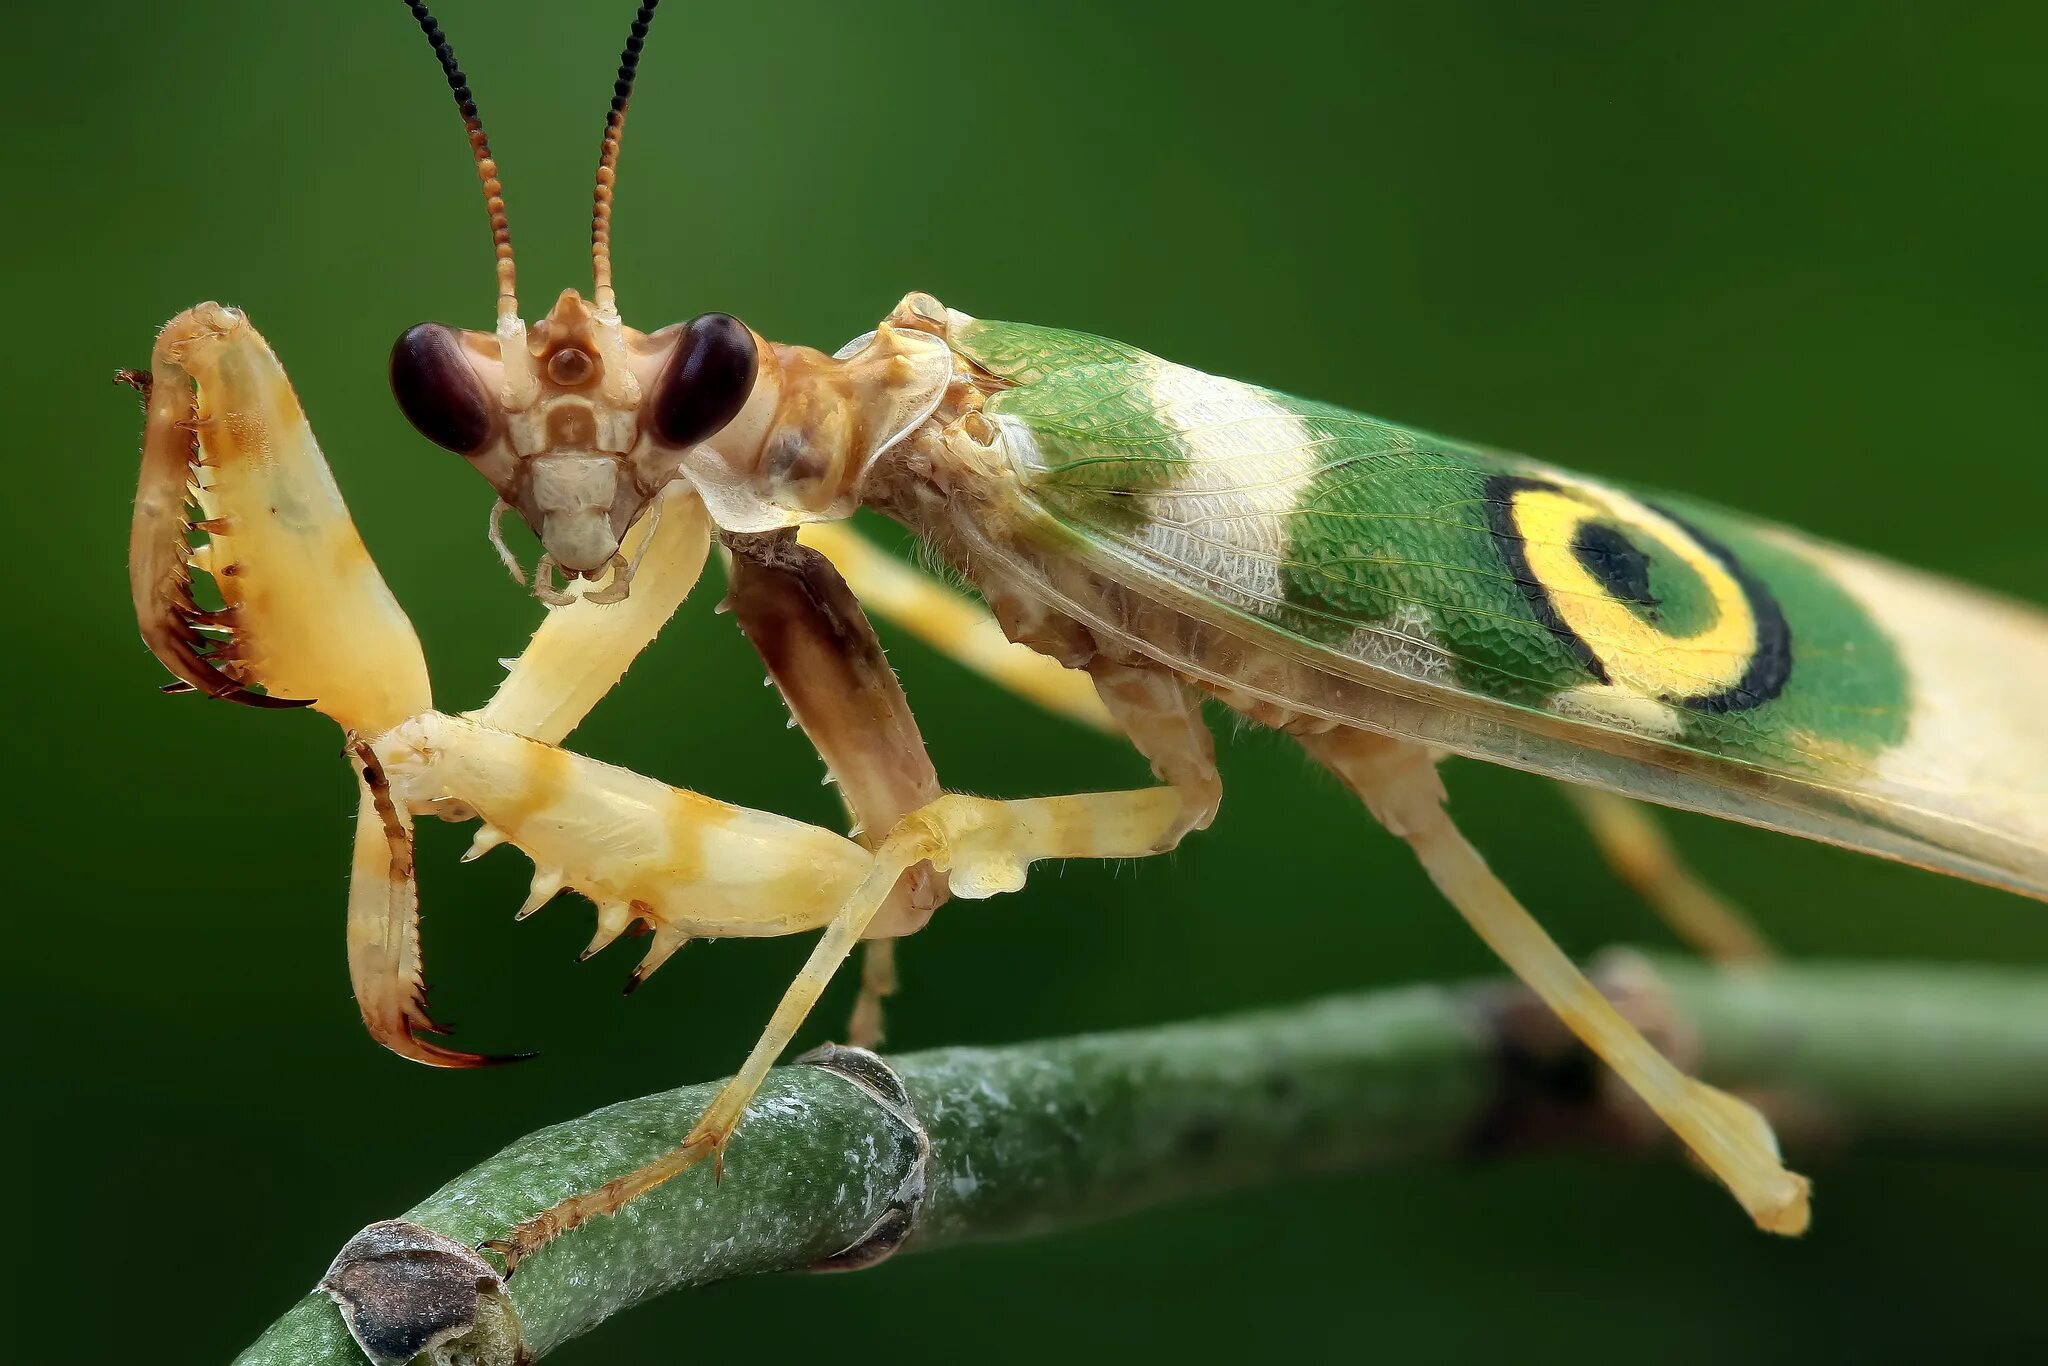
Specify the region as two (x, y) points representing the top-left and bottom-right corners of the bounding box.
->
(658, 784), (719, 885)
(129, 303), (431, 732)
(221, 408), (267, 459)
(488, 742), (573, 837)
(344, 743), (517, 1068)
(798, 521), (1115, 730)
(352, 740), (416, 887)
(724, 529), (945, 1043)
(127, 309), (307, 709)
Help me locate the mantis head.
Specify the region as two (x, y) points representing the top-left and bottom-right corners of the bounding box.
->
(391, 0), (949, 603)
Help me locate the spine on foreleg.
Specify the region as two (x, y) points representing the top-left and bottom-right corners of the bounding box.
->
(374, 713), (871, 984)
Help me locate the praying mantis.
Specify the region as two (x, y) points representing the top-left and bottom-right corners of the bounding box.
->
(123, 0), (2048, 1274)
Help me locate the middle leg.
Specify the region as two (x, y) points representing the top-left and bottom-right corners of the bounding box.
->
(724, 530), (1224, 1041)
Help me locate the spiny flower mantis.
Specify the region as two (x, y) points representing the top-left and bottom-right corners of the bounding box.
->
(127, 0), (2048, 1274)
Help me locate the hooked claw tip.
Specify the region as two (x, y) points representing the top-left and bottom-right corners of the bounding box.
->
(237, 689), (317, 710)
(436, 1043), (540, 1070)
(378, 1016), (537, 1069)
(475, 1238), (524, 1279)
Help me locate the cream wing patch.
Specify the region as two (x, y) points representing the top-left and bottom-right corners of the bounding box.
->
(1797, 536), (2048, 862)
(1121, 361), (1321, 617)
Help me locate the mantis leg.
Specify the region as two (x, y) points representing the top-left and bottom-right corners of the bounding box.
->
(128, 302), (430, 736)
(1564, 787), (1774, 964)
(127, 305), (484, 1063)
(484, 784), (1188, 1273)
(468, 483), (712, 746)
(724, 529), (946, 1046)
(1085, 659), (1222, 838)
(734, 530), (1218, 1042)
(801, 522), (1221, 833)
(1299, 727), (1811, 1236)
(376, 712), (876, 979)
(799, 521), (1115, 729)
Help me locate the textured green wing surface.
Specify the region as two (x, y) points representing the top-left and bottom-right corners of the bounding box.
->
(950, 316), (2048, 897)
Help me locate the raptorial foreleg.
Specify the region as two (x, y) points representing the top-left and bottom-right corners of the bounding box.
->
(481, 781), (1185, 1271)
(467, 483), (712, 747)
(725, 529), (945, 1045)
(128, 302), (430, 734)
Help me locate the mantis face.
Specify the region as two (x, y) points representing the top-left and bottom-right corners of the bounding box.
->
(388, 2), (949, 601)
(390, 289), (757, 599)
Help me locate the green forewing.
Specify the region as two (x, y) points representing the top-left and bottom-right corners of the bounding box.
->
(948, 315), (2048, 897)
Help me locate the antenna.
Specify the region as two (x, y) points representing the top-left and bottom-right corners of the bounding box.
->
(592, 1), (662, 317)
(405, 1), (520, 323)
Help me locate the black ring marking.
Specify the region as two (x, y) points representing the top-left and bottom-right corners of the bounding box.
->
(1483, 473), (1793, 713)
(1487, 474), (1607, 684)
(1661, 508), (1793, 713)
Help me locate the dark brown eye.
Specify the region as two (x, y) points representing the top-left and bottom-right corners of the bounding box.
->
(390, 323), (495, 455)
(650, 313), (757, 448)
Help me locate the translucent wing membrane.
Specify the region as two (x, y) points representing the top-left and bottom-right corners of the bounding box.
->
(947, 317), (2048, 898)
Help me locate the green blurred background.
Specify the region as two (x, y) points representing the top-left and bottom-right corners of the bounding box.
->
(10, 2), (2048, 1360)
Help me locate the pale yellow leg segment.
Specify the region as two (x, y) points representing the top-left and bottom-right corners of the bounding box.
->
(485, 785), (1186, 1273)
(800, 521), (1116, 731)
(343, 744), (519, 1068)
(470, 485), (712, 746)
(790, 528), (1222, 1030)
(1566, 787), (1775, 964)
(130, 303), (431, 735)
(1302, 730), (1810, 1236)
(378, 713), (874, 953)
(1088, 660), (1223, 837)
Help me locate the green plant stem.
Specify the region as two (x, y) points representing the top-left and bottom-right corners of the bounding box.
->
(237, 956), (2048, 1365)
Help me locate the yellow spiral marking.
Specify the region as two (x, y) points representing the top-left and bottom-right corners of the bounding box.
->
(1508, 477), (1758, 701)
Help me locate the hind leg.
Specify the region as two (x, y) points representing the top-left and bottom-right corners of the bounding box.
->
(1299, 728), (1810, 1235)
(1565, 787), (1773, 964)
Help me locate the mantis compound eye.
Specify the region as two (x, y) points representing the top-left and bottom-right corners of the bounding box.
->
(390, 323), (497, 455)
(649, 312), (757, 448)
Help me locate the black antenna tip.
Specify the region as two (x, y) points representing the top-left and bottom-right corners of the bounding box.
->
(403, 0), (519, 309)
(406, 2), (484, 123)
